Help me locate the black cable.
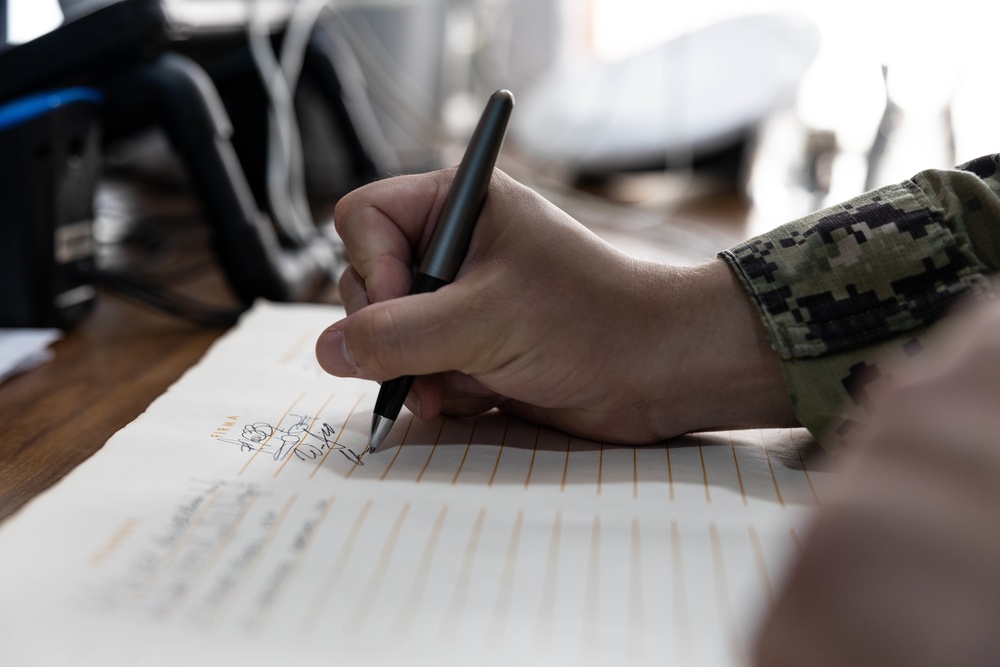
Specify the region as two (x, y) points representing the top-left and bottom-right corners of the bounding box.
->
(76, 266), (245, 328)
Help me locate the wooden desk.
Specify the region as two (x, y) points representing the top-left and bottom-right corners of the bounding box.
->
(0, 290), (224, 522)
(0, 174), (335, 523)
(0, 173), (239, 521)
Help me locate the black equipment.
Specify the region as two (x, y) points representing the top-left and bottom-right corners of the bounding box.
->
(0, 0), (395, 327)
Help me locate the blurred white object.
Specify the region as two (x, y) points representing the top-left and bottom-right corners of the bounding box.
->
(7, 0), (63, 43)
(512, 13), (820, 172)
(742, 38), (888, 235)
(0, 329), (61, 384)
(952, 57), (1000, 166)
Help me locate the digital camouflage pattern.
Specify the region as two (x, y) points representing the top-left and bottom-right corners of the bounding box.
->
(721, 154), (1000, 446)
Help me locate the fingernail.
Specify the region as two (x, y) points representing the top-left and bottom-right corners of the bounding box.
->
(316, 328), (358, 376)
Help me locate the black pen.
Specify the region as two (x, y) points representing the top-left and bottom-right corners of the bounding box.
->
(367, 89), (515, 453)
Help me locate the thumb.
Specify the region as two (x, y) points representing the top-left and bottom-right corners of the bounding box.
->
(316, 286), (490, 381)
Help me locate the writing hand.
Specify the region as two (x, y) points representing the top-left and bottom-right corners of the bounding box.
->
(316, 169), (795, 444)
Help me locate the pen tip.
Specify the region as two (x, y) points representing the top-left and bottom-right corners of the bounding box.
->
(367, 414), (381, 453)
(368, 416), (394, 454)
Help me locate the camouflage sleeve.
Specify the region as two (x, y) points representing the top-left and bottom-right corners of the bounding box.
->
(720, 154), (1000, 446)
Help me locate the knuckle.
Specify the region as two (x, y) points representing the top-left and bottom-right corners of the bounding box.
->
(332, 193), (358, 235)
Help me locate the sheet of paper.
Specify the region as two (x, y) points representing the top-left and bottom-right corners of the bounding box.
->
(0, 327), (61, 384)
(0, 302), (831, 667)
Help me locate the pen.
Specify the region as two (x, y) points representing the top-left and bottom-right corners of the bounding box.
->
(367, 88), (514, 453)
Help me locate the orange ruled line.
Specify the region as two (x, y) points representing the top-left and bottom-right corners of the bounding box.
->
(163, 490), (262, 619)
(416, 418), (448, 484)
(632, 448), (638, 499)
(666, 448), (675, 502)
(728, 433), (748, 507)
(486, 419), (511, 487)
(380, 414), (416, 481)
(437, 507), (488, 645)
(790, 430), (820, 506)
(301, 499), (374, 634)
(697, 436), (711, 504)
(487, 509), (525, 647)
(389, 505), (449, 638)
(559, 436), (571, 492)
(308, 394), (365, 479)
(709, 522), (746, 666)
(596, 443), (604, 496)
(760, 431), (785, 508)
(344, 453), (363, 480)
(629, 517), (646, 660)
(209, 493), (300, 627)
(239, 391), (307, 476)
(246, 494), (336, 633)
(532, 510), (562, 652)
(582, 514), (602, 654)
(159, 487), (224, 569)
(123, 486), (224, 606)
(451, 417), (480, 485)
(523, 428), (541, 490)
(670, 520), (693, 665)
(280, 331), (311, 365)
(343, 503), (411, 638)
(274, 390), (336, 478)
(748, 524), (775, 606)
(790, 527), (805, 553)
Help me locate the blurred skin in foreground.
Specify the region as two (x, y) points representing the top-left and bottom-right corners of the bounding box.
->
(316, 169), (1000, 665)
(754, 295), (1000, 666)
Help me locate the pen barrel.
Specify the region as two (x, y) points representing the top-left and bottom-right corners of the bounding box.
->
(372, 90), (513, 431)
(373, 374), (414, 417)
(410, 271), (449, 295)
(418, 89), (514, 282)
(373, 272), (444, 415)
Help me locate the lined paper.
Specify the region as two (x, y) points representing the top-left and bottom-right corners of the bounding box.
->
(0, 302), (831, 666)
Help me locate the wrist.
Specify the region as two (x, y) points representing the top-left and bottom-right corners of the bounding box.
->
(648, 258), (798, 436)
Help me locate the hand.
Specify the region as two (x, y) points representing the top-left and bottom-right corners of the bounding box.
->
(754, 296), (1000, 666)
(316, 169), (796, 443)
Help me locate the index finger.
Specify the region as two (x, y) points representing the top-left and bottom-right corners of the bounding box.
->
(334, 171), (455, 304)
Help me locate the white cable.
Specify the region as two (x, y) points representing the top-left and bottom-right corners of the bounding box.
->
(280, 0), (329, 89)
(247, 0), (327, 246)
(318, 5), (448, 151)
(278, 0), (329, 239)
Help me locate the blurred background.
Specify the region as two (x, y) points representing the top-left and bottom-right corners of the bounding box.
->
(3, 0), (1000, 323)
